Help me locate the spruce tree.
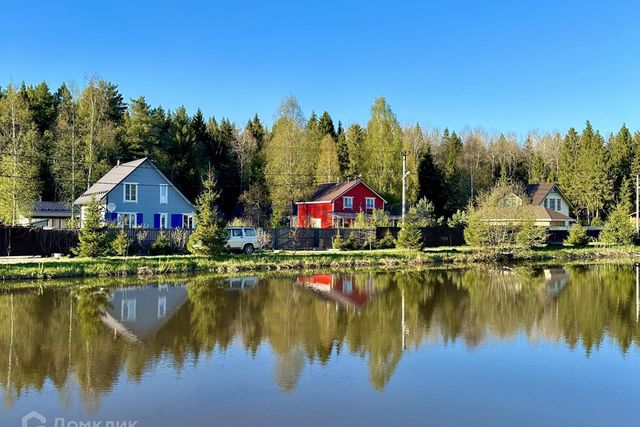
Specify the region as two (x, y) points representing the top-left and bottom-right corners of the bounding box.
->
(73, 197), (108, 258)
(397, 207), (423, 249)
(417, 147), (446, 217)
(336, 122), (350, 176)
(187, 170), (227, 255)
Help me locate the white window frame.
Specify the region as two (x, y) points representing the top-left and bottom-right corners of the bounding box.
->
(365, 197), (376, 210)
(557, 199), (562, 211)
(343, 196), (354, 209)
(311, 218), (322, 228)
(549, 198), (556, 211)
(182, 213), (195, 229)
(117, 212), (137, 228)
(159, 213), (168, 229)
(123, 182), (138, 203)
(159, 184), (168, 205)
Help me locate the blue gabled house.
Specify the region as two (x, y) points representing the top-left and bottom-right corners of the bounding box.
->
(74, 158), (196, 229)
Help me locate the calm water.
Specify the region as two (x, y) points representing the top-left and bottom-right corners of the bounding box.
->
(2, 265), (640, 426)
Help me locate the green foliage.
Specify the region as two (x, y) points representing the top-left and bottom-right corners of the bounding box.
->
(591, 217), (604, 227)
(565, 223), (589, 247)
(332, 231), (360, 251)
(188, 171), (228, 255)
(376, 230), (396, 249)
(600, 202), (635, 245)
(448, 209), (467, 228)
(370, 209), (392, 227)
(111, 229), (132, 256)
(412, 198), (437, 226)
(417, 146), (446, 217)
(353, 211), (369, 229)
(151, 232), (173, 255)
(73, 197), (109, 258)
(515, 218), (547, 248)
(397, 210), (423, 250)
(332, 232), (344, 249)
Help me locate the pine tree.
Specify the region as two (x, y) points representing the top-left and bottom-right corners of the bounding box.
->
(397, 207), (423, 249)
(336, 122), (350, 176)
(73, 196), (108, 257)
(557, 127), (581, 216)
(346, 123), (366, 177)
(187, 170), (227, 255)
(121, 96), (157, 159)
(318, 111), (337, 140)
(609, 124), (634, 202)
(417, 147), (446, 218)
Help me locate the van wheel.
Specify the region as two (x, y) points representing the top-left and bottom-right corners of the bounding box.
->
(243, 244), (255, 255)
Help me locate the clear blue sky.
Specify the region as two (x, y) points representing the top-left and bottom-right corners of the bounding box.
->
(2, 0), (639, 136)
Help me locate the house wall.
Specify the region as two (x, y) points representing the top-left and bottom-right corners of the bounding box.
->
(104, 160), (195, 228)
(541, 189), (571, 217)
(333, 184), (385, 212)
(297, 202), (333, 228)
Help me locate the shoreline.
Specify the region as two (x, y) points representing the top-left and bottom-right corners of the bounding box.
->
(1, 246), (640, 284)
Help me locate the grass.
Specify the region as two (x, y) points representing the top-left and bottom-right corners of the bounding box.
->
(1, 245), (640, 283)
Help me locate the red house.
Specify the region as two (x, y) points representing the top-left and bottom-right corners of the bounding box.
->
(295, 179), (387, 228)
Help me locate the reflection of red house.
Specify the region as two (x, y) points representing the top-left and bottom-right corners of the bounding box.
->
(296, 274), (376, 308)
(295, 179), (386, 228)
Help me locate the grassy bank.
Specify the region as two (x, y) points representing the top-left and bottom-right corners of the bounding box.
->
(1, 245), (640, 282)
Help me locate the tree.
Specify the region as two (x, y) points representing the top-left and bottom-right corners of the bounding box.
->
(318, 111), (337, 140)
(230, 127), (258, 192)
(0, 84), (40, 224)
(316, 134), (340, 183)
(111, 229), (132, 256)
(600, 196), (635, 245)
(361, 98), (403, 199)
(73, 197), (108, 257)
(397, 207), (423, 249)
(438, 129), (464, 214)
(557, 128), (581, 216)
(336, 122), (350, 176)
(187, 170), (227, 255)
(417, 146), (446, 218)
(565, 224), (589, 247)
(120, 96), (158, 159)
(608, 124), (634, 202)
(346, 123), (366, 177)
(575, 122), (611, 221)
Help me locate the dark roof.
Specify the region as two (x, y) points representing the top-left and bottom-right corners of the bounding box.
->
(75, 158), (148, 205)
(524, 183), (572, 208)
(30, 201), (72, 218)
(298, 179), (386, 203)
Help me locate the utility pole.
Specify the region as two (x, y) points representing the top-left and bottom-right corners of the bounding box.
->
(636, 175), (640, 238)
(402, 152), (409, 223)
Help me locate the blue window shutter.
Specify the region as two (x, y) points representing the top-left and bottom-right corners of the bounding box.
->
(171, 214), (182, 228)
(106, 212), (117, 222)
(153, 214), (160, 228)
(136, 213), (143, 226)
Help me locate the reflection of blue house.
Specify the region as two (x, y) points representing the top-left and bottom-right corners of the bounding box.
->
(74, 158), (195, 229)
(227, 277), (258, 291)
(102, 285), (188, 342)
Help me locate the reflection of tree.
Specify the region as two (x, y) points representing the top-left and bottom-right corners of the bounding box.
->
(1, 266), (640, 410)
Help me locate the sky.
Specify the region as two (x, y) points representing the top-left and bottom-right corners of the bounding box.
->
(1, 0), (639, 136)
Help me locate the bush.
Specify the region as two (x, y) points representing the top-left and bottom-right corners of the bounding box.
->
(448, 209), (467, 228)
(332, 232), (344, 249)
(565, 223), (589, 247)
(375, 230), (396, 249)
(515, 218), (547, 248)
(151, 232), (174, 255)
(591, 217), (604, 227)
(111, 229), (132, 256)
(600, 203), (635, 245)
(333, 232), (361, 250)
(397, 208), (423, 249)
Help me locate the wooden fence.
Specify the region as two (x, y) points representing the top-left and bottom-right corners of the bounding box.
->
(0, 226), (78, 257)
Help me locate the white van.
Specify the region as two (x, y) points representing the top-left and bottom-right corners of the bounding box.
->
(227, 227), (259, 254)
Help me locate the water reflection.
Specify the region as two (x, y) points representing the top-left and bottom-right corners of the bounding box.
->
(1, 265), (640, 412)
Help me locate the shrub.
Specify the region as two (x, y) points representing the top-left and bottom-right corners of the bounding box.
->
(151, 232), (173, 255)
(565, 223), (589, 247)
(333, 232), (361, 250)
(397, 208), (423, 249)
(73, 196), (109, 258)
(376, 230), (396, 249)
(111, 230), (132, 256)
(332, 232), (344, 249)
(448, 209), (467, 228)
(515, 218), (547, 248)
(600, 203), (635, 245)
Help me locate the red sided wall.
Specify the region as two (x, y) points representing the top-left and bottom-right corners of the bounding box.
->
(297, 202), (333, 228)
(333, 183), (385, 212)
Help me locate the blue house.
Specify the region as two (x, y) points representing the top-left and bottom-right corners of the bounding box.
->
(74, 158), (196, 229)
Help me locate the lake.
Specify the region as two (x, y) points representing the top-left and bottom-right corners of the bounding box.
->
(2, 265), (640, 426)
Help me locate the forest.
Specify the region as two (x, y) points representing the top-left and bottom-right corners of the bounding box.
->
(0, 78), (638, 227)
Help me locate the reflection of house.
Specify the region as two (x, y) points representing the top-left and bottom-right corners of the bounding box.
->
(294, 179), (392, 228)
(486, 183), (576, 229)
(227, 277), (258, 291)
(18, 201), (72, 229)
(101, 285), (188, 342)
(296, 274), (377, 308)
(543, 268), (569, 297)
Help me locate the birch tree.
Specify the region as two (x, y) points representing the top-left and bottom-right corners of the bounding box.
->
(0, 84), (40, 224)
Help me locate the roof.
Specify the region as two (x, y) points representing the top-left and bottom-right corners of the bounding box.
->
(30, 201), (72, 218)
(297, 179), (387, 203)
(524, 183), (572, 208)
(481, 205), (575, 222)
(75, 158), (148, 205)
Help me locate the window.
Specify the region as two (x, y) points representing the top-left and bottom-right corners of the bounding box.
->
(159, 213), (167, 229)
(366, 197), (376, 209)
(182, 214), (194, 229)
(311, 218), (322, 228)
(557, 199), (562, 211)
(230, 228), (243, 237)
(549, 199), (556, 210)
(243, 228), (256, 237)
(343, 278), (353, 295)
(124, 183), (138, 203)
(117, 213), (136, 228)
(157, 296), (167, 319)
(343, 196), (354, 209)
(159, 185), (168, 204)
(121, 298), (137, 322)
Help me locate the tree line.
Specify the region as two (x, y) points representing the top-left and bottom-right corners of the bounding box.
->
(1, 78), (638, 226)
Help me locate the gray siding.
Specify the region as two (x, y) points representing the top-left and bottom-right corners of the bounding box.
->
(105, 160), (195, 228)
